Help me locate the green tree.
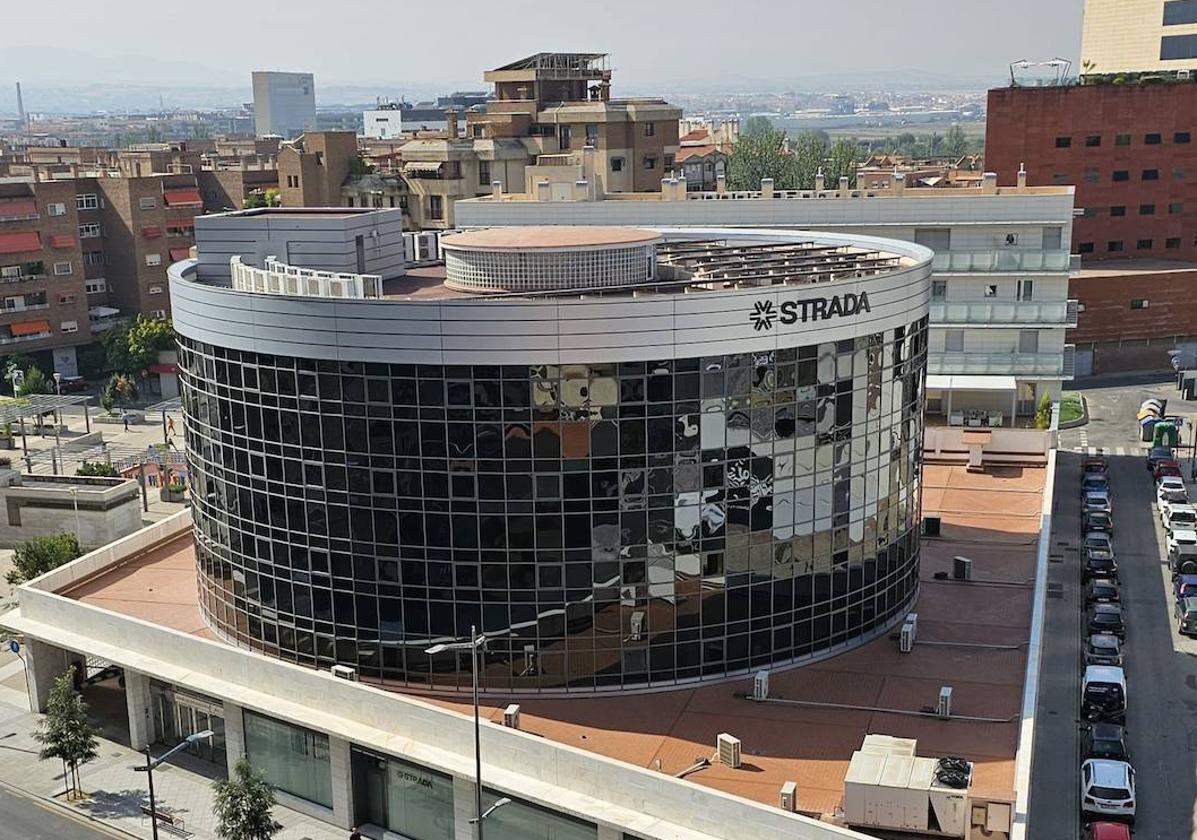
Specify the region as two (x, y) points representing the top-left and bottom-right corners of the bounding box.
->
(1035, 391), (1054, 430)
(17, 366), (50, 397)
(76, 461), (119, 478)
(6, 533), (83, 586)
(791, 131), (827, 189)
(106, 373), (139, 407)
(726, 117), (793, 190)
(242, 192), (267, 210)
(825, 137), (861, 188)
(34, 672), (99, 799)
(945, 124), (969, 161)
(101, 316), (175, 376)
(213, 758), (280, 840)
(263, 188), (281, 208)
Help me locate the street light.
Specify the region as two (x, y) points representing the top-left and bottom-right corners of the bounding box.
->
(134, 729), (213, 840)
(469, 797), (511, 825)
(69, 486), (79, 537)
(426, 626), (490, 839)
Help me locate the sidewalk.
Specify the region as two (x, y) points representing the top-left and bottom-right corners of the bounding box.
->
(0, 660), (345, 840)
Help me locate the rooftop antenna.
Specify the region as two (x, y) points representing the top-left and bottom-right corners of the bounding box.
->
(15, 82), (26, 130)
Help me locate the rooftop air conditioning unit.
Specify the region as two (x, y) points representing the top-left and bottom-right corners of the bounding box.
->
(753, 670), (770, 701)
(717, 733), (742, 768)
(330, 664), (358, 682)
(779, 781), (798, 812)
(503, 704), (521, 729)
(629, 610), (646, 641)
(900, 621), (916, 654)
(952, 556), (972, 581)
(1179, 69), (1192, 80)
(937, 686), (953, 720)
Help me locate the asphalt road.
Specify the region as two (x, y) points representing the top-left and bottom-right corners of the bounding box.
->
(0, 784), (119, 839)
(1029, 376), (1197, 840)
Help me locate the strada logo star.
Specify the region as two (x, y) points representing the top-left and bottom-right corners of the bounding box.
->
(750, 300), (778, 331)
(750, 292), (872, 329)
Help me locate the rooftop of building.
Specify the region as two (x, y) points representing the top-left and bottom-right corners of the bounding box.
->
(56, 462), (1043, 818)
(441, 225), (661, 251)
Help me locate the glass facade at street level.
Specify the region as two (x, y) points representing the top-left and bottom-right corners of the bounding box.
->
(179, 320), (927, 693)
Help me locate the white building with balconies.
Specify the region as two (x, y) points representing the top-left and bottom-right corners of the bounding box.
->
(456, 168), (1077, 427)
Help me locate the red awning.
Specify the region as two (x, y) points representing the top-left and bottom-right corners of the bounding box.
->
(48, 234), (76, 249)
(163, 189), (202, 207)
(142, 225), (162, 238)
(0, 231), (42, 255)
(9, 319), (50, 337)
(0, 200), (38, 220)
(169, 248), (192, 261)
(148, 363), (178, 374)
(169, 217), (196, 228)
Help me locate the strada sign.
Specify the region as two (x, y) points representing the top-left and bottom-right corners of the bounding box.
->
(749, 292), (872, 331)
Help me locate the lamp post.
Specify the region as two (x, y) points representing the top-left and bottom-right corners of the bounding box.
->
(69, 486), (79, 537)
(134, 729), (213, 840)
(426, 626), (498, 839)
(51, 372), (61, 461)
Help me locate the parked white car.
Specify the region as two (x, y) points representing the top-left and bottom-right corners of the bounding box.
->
(1161, 502), (1197, 532)
(1158, 476), (1188, 507)
(1168, 528), (1197, 557)
(1081, 759), (1136, 822)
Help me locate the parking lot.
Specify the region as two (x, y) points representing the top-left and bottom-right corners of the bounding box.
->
(1030, 376), (1197, 840)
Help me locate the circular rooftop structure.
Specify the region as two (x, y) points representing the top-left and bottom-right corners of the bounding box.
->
(441, 225), (661, 293)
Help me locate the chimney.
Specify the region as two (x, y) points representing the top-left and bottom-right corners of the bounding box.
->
(839, 175), (850, 193)
(1017, 163), (1027, 189)
(893, 172), (905, 195)
(491, 180), (503, 199)
(982, 171), (998, 195)
(761, 177), (774, 199)
(716, 172), (727, 194)
(536, 180), (552, 202)
(445, 109), (458, 138)
(677, 173), (688, 196)
(661, 177), (671, 199)
(815, 168), (825, 191)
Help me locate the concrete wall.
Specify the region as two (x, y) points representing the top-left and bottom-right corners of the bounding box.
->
(0, 477), (141, 548)
(923, 426), (1051, 464)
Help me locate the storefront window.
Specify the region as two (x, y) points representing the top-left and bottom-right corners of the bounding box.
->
(388, 758), (454, 839)
(244, 711), (333, 808)
(482, 792), (597, 840)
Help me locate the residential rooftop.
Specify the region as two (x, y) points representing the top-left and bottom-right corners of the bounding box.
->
(58, 462), (1043, 820)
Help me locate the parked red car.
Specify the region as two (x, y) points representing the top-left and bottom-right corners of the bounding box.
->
(1155, 459), (1183, 482)
(1083, 821), (1132, 840)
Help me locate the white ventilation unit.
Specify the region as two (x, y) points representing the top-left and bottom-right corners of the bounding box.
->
(753, 670), (770, 701)
(952, 556), (972, 581)
(330, 664), (358, 682)
(629, 610), (646, 641)
(1179, 69), (1192, 80)
(717, 733), (742, 768)
(899, 622), (915, 654)
(503, 704), (521, 729)
(937, 686), (953, 720)
(779, 781), (798, 812)
(905, 612), (919, 637)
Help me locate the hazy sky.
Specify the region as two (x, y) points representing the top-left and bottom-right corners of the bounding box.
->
(2, 0), (1086, 92)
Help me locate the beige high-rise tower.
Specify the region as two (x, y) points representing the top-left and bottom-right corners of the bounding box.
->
(1081, 0), (1197, 73)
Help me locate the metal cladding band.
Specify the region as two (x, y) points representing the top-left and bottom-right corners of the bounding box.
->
(173, 227), (932, 694)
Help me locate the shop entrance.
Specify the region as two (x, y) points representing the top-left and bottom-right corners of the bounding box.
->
(150, 682), (227, 767)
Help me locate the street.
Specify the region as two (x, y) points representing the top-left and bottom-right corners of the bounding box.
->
(1030, 374), (1197, 840)
(0, 783), (119, 839)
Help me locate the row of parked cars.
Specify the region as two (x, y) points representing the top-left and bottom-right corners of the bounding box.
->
(1077, 455), (1135, 835)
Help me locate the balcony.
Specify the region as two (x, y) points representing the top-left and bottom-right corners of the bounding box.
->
(930, 348), (1075, 379)
(930, 298), (1080, 327)
(930, 250), (1072, 273)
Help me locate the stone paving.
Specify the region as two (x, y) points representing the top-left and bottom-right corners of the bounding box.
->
(0, 659), (347, 840)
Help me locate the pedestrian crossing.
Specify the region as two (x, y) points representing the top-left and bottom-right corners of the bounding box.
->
(1069, 445), (1141, 456)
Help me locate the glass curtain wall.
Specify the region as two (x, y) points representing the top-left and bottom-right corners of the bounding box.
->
(243, 711), (333, 807)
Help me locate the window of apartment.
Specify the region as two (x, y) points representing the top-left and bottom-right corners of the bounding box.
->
(75, 193), (98, 210)
(1165, 0), (1197, 24)
(914, 227), (952, 251)
(46, 202), (66, 217)
(286, 175), (299, 188)
(1161, 34), (1197, 60)
(59, 320), (78, 334)
(1055, 136), (1072, 148)
(85, 280), (106, 294)
(428, 195), (444, 220)
(478, 161), (490, 186)
(1145, 133), (1163, 145)
(611, 157), (624, 173)
(1143, 169), (1160, 180)
(83, 250), (104, 266)
(150, 309), (166, 319)
(472, 124), (485, 139)
(931, 280), (947, 300)
(1141, 203), (1156, 215)
(1044, 227), (1063, 250)
(1052, 172), (1070, 185)
(52, 261), (72, 275)
(58, 294), (76, 305)
(1177, 132), (1193, 144)
(558, 124), (571, 151)
(1138, 238), (1154, 250)
(1004, 233), (1019, 246)
(643, 156), (657, 171)
(1112, 170), (1130, 182)
(145, 253), (162, 267)
(1018, 279), (1034, 301)
(945, 329), (964, 352)
(1018, 330), (1039, 354)
(138, 196), (157, 210)
(1167, 237), (1182, 249)
(148, 285), (164, 295)
(1131, 299), (1150, 309)
(1083, 167), (1100, 183)
(1086, 135), (1102, 147)
(1082, 207), (1098, 218)
(1170, 202), (1185, 214)
(78, 223), (101, 238)
(1115, 134), (1132, 146)
(1110, 205), (1127, 217)
(984, 284), (999, 297)
(585, 124), (599, 147)
(1108, 240), (1125, 252)
(664, 153), (675, 170)
(644, 122), (656, 137)
(314, 152), (324, 166)
(1079, 242), (1095, 253)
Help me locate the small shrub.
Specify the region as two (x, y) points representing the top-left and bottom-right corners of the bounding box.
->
(76, 461), (118, 478)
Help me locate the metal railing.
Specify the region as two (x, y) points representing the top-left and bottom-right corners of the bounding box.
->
(0, 330), (51, 345)
(930, 349), (1073, 378)
(931, 250), (1072, 273)
(930, 299), (1078, 326)
(230, 256), (384, 300)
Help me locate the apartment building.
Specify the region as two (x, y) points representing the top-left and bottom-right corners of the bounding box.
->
(0, 180), (92, 374)
(456, 171), (1078, 423)
(1081, 0), (1197, 74)
(277, 132), (357, 208)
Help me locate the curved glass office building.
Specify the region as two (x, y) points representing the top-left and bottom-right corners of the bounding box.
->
(171, 213), (932, 694)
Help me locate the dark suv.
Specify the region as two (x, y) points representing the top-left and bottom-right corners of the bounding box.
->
(1176, 596), (1197, 636)
(1088, 604), (1126, 639)
(1086, 578), (1121, 605)
(1083, 723), (1129, 761)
